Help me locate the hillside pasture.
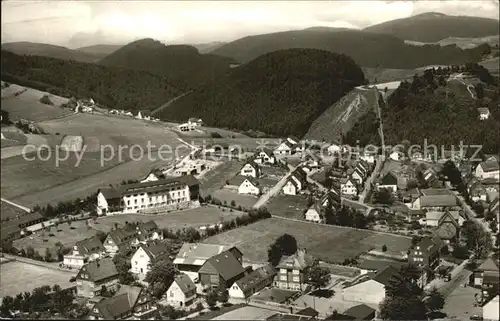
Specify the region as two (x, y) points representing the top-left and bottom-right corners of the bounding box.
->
(203, 217), (412, 263)
(267, 194), (309, 219)
(362, 67), (418, 84)
(93, 205), (246, 232)
(1, 200), (28, 220)
(199, 160), (244, 197)
(211, 189), (258, 210)
(1, 83), (71, 122)
(0, 261), (76, 298)
(0, 130), (27, 148)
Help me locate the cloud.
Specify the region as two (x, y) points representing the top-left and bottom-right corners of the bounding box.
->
(1, 0), (498, 47)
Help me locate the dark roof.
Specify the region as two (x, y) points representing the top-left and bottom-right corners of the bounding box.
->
(372, 265), (400, 286)
(235, 265), (276, 293)
(1, 224), (21, 241)
(141, 242), (170, 260)
(108, 227), (137, 246)
(483, 271), (500, 285)
(199, 250), (246, 281)
(380, 172), (398, 185)
(119, 175), (200, 195)
(257, 148), (275, 157)
(139, 110), (151, 117)
(296, 307), (319, 317)
(358, 258), (403, 272)
(435, 223), (458, 240)
(276, 249), (315, 271)
(135, 220), (159, 241)
(95, 285), (142, 319)
(419, 195), (457, 207)
(172, 273), (196, 294)
(480, 161), (499, 172)
(173, 243), (233, 265)
(75, 236), (105, 256)
(98, 187), (123, 200)
(477, 258), (499, 272)
(416, 236), (441, 255)
(79, 258), (118, 282)
(343, 304), (376, 320)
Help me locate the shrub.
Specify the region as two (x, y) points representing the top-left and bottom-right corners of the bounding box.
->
(39, 94), (54, 105)
(382, 244), (387, 252)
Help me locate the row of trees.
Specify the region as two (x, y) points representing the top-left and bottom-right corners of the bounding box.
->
(31, 193), (97, 218)
(323, 204), (373, 229)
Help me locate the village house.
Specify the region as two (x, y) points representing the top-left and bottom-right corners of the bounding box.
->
(360, 148), (377, 164)
(470, 257), (499, 290)
(327, 143), (342, 156)
(140, 169), (166, 183)
(103, 227), (138, 256)
(75, 98), (95, 113)
(96, 175), (200, 215)
(483, 295), (499, 321)
(282, 168), (307, 196)
(274, 140), (295, 155)
(136, 110), (152, 120)
(321, 188), (342, 208)
(467, 179), (488, 202)
(357, 258), (404, 275)
(389, 150), (404, 161)
(238, 177), (261, 196)
(76, 259), (119, 299)
(343, 304), (377, 321)
(419, 210), (464, 228)
(274, 249), (316, 291)
(165, 273), (197, 308)
(229, 265), (276, 299)
(408, 236), (442, 286)
(63, 236), (106, 269)
(351, 167), (366, 185)
(88, 284), (157, 320)
(483, 178), (500, 196)
(130, 242), (170, 276)
(240, 161), (261, 178)
(254, 148), (276, 165)
(305, 203), (324, 223)
(433, 211), (462, 244)
(198, 249), (247, 290)
(478, 107), (491, 120)
(410, 194), (459, 211)
(422, 167), (439, 186)
(283, 178), (301, 196)
(342, 265), (399, 306)
(377, 172), (398, 193)
(340, 176), (359, 197)
(475, 161), (500, 180)
(173, 243), (242, 281)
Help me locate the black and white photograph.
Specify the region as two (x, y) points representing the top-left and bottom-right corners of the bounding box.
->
(0, 0), (499, 320)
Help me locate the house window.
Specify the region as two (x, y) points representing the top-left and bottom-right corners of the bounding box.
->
(280, 269), (287, 273)
(292, 269), (299, 275)
(135, 261), (138, 265)
(170, 291), (174, 297)
(293, 276), (300, 282)
(280, 275), (287, 281)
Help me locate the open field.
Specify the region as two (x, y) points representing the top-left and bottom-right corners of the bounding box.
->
(212, 189), (258, 210)
(203, 218), (412, 263)
(480, 57), (500, 75)
(212, 306), (277, 320)
(0, 260), (75, 298)
(362, 67), (418, 84)
(0, 130), (27, 148)
(405, 35), (499, 49)
(199, 160), (243, 197)
(93, 205), (246, 232)
(1, 83), (72, 122)
(12, 220), (97, 256)
(266, 195), (309, 219)
(1, 200), (28, 220)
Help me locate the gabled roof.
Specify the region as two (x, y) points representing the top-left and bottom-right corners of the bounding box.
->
(122, 175), (200, 194)
(296, 307), (319, 317)
(108, 227), (137, 246)
(172, 273), (196, 295)
(75, 236), (105, 256)
(357, 258), (404, 272)
(478, 107), (490, 114)
(234, 265), (276, 293)
(321, 189), (341, 206)
(479, 161), (500, 173)
(241, 177), (260, 187)
(276, 249), (315, 271)
(434, 222), (458, 240)
(199, 250), (245, 281)
(415, 236), (440, 256)
(140, 242), (170, 261)
(292, 167), (307, 182)
(379, 171), (398, 186)
(344, 304), (376, 320)
(95, 285), (142, 319)
(477, 257), (499, 272)
(419, 195), (457, 207)
(138, 110), (151, 117)
(78, 258), (118, 282)
(372, 265), (400, 286)
(257, 148), (275, 157)
(229, 175), (247, 187)
(173, 243), (233, 265)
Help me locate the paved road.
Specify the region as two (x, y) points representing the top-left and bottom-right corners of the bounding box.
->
(1, 198), (31, 212)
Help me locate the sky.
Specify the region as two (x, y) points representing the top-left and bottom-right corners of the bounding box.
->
(1, 0), (499, 48)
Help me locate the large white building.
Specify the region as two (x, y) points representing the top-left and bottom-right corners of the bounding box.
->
(96, 175), (200, 215)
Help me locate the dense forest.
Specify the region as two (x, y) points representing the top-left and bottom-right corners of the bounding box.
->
(347, 63), (500, 153)
(99, 38), (234, 88)
(0, 50), (187, 111)
(211, 29), (492, 67)
(364, 12), (500, 43)
(160, 48), (366, 137)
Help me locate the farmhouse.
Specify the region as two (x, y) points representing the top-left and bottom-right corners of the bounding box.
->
(470, 257), (499, 288)
(478, 107), (491, 120)
(173, 243), (242, 280)
(238, 177), (261, 196)
(96, 175), (200, 215)
(475, 161), (500, 180)
(254, 148), (276, 165)
(377, 172), (398, 193)
(104, 227), (138, 256)
(229, 265), (276, 299)
(76, 259), (119, 299)
(283, 178), (301, 196)
(321, 188), (342, 208)
(274, 140), (295, 155)
(198, 249), (246, 290)
(130, 242), (170, 276)
(351, 167), (366, 185)
(240, 161), (261, 178)
(136, 110), (151, 120)
(165, 273), (197, 308)
(305, 203), (324, 223)
(274, 249), (315, 291)
(89, 284), (156, 320)
(63, 236), (106, 269)
(342, 265), (399, 306)
(434, 211), (462, 244)
(469, 181), (488, 202)
(283, 168), (307, 196)
(340, 177), (359, 197)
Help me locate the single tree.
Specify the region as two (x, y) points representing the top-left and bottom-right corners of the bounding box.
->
(373, 188), (394, 205)
(424, 288), (445, 313)
(145, 258), (176, 298)
(307, 266), (331, 288)
(206, 290), (218, 309)
(379, 295), (427, 320)
(218, 289), (229, 305)
(382, 244), (387, 252)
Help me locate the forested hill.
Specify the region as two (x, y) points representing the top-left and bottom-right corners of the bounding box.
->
(210, 28), (491, 67)
(159, 49), (366, 137)
(345, 64), (500, 153)
(1, 42), (105, 63)
(98, 38), (234, 88)
(0, 50), (187, 111)
(364, 12), (500, 43)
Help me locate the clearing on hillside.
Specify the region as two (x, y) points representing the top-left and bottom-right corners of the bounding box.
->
(1, 83), (71, 122)
(203, 217), (412, 264)
(304, 87), (380, 143)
